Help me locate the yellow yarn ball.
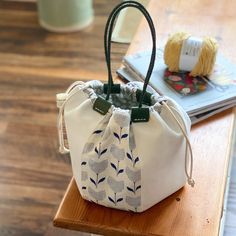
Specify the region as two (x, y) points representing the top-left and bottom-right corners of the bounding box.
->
(164, 32), (218, 77)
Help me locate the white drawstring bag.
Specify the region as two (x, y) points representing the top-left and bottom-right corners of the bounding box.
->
(57, 1), (194, 213)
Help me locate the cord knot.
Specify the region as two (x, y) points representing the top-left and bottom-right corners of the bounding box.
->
(59, 146), (70, 154)
(187, 178), (195, 187)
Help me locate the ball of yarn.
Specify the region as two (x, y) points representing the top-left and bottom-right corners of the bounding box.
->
(164, 32), (218, 77)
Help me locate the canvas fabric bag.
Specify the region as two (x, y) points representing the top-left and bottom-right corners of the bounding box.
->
(57, 1), (194, 213)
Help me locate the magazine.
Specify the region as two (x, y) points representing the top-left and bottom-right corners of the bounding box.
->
(117, 49), (236, 124)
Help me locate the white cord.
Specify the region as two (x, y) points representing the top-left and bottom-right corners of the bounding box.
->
(162, 102), (195, 187)
(57, 81), (86, 154)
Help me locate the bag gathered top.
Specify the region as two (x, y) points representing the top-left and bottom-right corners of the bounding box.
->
(56, 1), (194, 213)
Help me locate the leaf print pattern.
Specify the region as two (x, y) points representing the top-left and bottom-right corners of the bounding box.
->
(90, 177), (97, 187)
(126, 167), (141, 183)
(89, 159), (108, 174)
(98, 177), (106, 184)
(110, 144), (125, 175)
(93, 130), (103, 134)
(126, 151), (140, 167)
(81, 161), (87, 166)
(113, 132), (120, 141)
(80, 104), (141, 212)
(94, 142), (107, 158)
(127, 184), (141, 194)
(126, 196), (141, 212)
(110, 161), (124, 176)
(113, 109), (130, 128)
(126, 167), (141, 196)
(121, 133), (128, 139)
(107, 176), (124, 193)
(108, 195), (123, 205)
(107, 176), (124, 205)
(100, 149), (108, 155)
(90, 175), (106, 188)
(111, 161), (124, 176)
(88, 159), (108, 188)
(88, 187), (106, 203)
(113, 128), (128, 143)
(110, 144), (125, 161)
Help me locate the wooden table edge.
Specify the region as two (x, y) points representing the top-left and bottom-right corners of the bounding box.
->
(54, 213), (159, 236)
(53, 178), (160, 236)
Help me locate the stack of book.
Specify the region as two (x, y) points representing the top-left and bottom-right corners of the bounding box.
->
(117, 49), (236, 124)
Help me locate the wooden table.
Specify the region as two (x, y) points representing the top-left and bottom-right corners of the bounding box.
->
(54, 0), (236, 235)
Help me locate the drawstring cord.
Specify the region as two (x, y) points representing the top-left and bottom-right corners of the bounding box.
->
(162, 102), (195, 187)
(57, 104), (69, 154)
(57, 81), (86, 154)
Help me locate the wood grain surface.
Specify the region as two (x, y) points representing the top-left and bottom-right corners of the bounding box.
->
(0, 1), (128, 236)
(53, 0), (236, 236)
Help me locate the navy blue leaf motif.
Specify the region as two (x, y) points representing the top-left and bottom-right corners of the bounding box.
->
(134, 157), (140, 164)
(95, 147), (99, 154)
(127, 186), (134, 193)
(100, 149), (107, 156)
(81, 161), (87, 165)
(93, 130), (103, 134)
(121, 134), (128, 139)
(118, 169), (124, 175)
(82, 186), (87, 190)
(98, 177), (106, 184)
(113, 132), (120, 140)
(117, 198), (123, 203)
(126, 153), (132, 161)
(90, 178), (96, 187)
(110, 163), (117, 171)
(108, 196), (115, 204)
(136, 185), (141, 191)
